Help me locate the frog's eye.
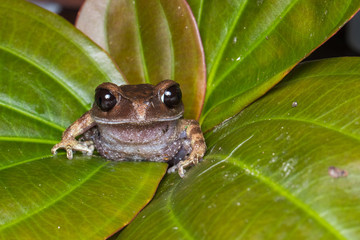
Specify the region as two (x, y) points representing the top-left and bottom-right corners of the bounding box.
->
(161, 84), (182, 108)
(95, 88), (117, 112)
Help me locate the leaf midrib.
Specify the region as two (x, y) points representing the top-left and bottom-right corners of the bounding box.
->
(205, 153), (346, 240)
(166, 184), (194, 240)
(0, 154), (56, 172)
(207, 114), (360, 151)
(0, 100), (65, 132)
(194, 0), (204, 27)
(205, 0), (248, 88)
(163, 149), (346, 240)
(205, 2), (354, 107)
(0, 3), (121, 110)
(203, 71), (360, 124)
(0, 46), (89, 111)
(91, 164), (167, 239)
(133, 0), (150, 83)
(159, 0), (175, 80)
(206, 0), (299, 99)
(0, 137), (58, 145)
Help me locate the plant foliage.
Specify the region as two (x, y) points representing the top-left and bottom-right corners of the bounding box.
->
(1, 0), (360, 239)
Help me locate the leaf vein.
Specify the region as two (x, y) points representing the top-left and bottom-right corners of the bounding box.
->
(207, 117), (360, 151)
(0, 161), (109, 231)
(206, 0), (248, 87)
(0, 154), (55, 172)
(0, 101), (65, 132)
(133, 1), (150, 83)
(0, 137), (58, 145)
(215, 153), (346, 239)
(167, 186), (194, 239)
(0, 45), (88, 110)
(207, 0), (300, 98)
(159, 0), (175, 80)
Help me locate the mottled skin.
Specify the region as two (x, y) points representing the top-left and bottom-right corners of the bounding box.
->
(51, 80), (206, 177)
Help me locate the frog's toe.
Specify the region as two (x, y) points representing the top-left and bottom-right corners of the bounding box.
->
(65, 146), (74, 159)
(81, 147), (94, 156)
(167, 165), (178, 174)
(82, 141), (95, 155)
(51, 139), (94, 159)
(177, 165), (186, 178)
(167, 162), (187, 178)
(51, 145), (59, 155)
(71, 141), (94, 157)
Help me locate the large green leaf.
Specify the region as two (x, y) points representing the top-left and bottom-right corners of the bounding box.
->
(117, 57), (360, 239)
(76, 0), (206, 119)
(186, 0), (360, 131)
(0, 0), (167, 238)
(0, 157), (167, 239)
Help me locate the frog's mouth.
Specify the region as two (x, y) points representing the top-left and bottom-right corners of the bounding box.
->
(92, 112), (183, 125)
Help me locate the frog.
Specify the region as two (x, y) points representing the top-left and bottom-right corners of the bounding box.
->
(51, 80), (206, 178)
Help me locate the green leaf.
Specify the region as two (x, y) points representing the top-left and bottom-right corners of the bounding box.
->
(0, 0), (125, 130)
(76, 0), (206, 120)
(187, 0), (360, 131)
(0, 0), (167, 238)
(117, 58), (360, 239)
(0, 157), (167, 239)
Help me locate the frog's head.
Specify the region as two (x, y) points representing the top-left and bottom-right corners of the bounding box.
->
(91, 80), (184, 124)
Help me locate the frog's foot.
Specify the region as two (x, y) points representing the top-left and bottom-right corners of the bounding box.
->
(168, 154), (202, 178)
(51, 139), (94, 159)
(167, 164), (182, 175)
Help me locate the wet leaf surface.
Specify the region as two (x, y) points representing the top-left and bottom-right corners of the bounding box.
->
(118, 58), (360, 239)
(187, 0), (360, 131)
(0, 1), (167, 238)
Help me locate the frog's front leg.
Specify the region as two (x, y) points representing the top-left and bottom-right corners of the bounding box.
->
(51, 111), (96, 159)
(169, 119), (206, 178)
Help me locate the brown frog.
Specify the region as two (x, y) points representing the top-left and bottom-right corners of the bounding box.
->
(51, 80), (206, 177)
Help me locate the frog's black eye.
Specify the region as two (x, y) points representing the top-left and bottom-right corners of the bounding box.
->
(161, 84), (182, 108)
(95, 88), (117, 112)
